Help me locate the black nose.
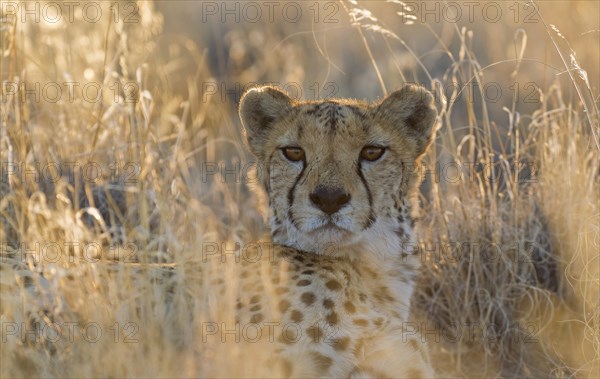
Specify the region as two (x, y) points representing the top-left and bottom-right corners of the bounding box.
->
(309, 186), (351, 215)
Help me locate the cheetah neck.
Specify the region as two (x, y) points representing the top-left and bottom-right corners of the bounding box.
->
(270, 206), (419, 321)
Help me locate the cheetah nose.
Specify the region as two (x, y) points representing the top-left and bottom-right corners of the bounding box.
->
(309, 186), (351, 215)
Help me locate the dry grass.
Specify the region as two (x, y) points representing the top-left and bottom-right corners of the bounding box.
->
(1, 0), (598, 378)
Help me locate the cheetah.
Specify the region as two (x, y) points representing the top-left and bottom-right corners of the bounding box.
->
(228, 84), (437, 378)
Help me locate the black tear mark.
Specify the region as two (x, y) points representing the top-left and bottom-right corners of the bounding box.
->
(264, 150), (278, 194)
(355, 162), (375, 229)
(287, 157), (307, 229)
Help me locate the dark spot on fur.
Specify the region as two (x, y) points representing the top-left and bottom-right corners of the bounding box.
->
(329, 336), (351, 351)
(250, 313), (264, 323)
(290, 309), (304, 323)
(301, 292), (316, 306)
(344, 301), (356, 313)
(326, 311), (339, 325)
(326, 280), (342, 291)
(408, 339), (419, 351)
(250, 304), (261, 312)
(279, 328), (299, 344)
(278, 300), (291, 313)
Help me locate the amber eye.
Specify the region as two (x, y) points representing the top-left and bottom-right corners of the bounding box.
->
(360, 146), (385, 162)
(281, 147), (305, 162)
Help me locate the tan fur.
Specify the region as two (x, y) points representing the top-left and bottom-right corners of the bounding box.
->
(236, 85), (438, 378)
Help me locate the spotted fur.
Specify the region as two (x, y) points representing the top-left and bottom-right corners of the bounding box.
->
(236, 85), (437, 378)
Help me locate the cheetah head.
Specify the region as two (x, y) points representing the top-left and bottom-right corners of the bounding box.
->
(239, 85), (437, 257)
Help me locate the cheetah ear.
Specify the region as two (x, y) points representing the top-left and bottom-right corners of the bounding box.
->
(239, 86), (293, 158)
(375, 84), (438, 157)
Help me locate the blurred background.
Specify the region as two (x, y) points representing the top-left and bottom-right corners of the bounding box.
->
(156, 1), (598, 116)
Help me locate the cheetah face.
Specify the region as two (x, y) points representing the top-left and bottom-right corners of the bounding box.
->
(239, 85), (437, 255)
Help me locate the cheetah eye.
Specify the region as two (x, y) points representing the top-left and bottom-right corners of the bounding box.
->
(360, 146), (385, 162)
(281, 147), (305, 162)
